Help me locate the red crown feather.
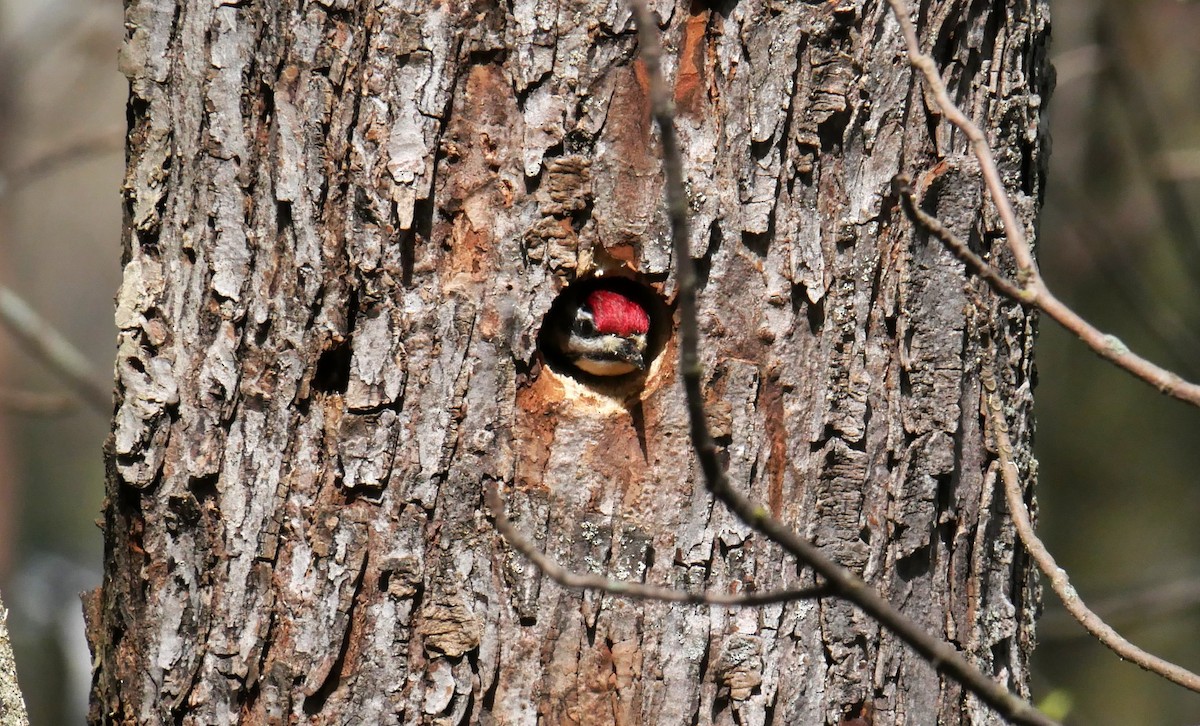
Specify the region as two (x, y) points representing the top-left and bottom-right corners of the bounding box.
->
(586, 289), (650, 336)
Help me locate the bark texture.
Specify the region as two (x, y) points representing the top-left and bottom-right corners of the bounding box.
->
(93, 0), (1050, 723)
(0, 592), (29, 726)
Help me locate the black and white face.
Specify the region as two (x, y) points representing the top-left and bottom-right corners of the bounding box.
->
(563, 306), (648, 376)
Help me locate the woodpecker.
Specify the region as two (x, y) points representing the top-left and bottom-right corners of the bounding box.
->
(557, 288), (651, 376)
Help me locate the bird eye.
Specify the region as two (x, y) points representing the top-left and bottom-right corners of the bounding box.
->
(536, 277), (666, 384)
(573, 313), (596, 335)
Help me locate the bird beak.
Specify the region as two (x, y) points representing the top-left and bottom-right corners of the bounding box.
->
(622, 343), (646, 371)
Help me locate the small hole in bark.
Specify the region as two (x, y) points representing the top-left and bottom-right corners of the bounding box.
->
(276, 200), (292, 229)
(536, 272), (671, 394)
(990, 640), (1012, 671)
(896, 545), (931, 582)
(188, 473), (218, 503)
(741, 230), (770, 258)
(818, 107), (852, 152)
(254, 320), (271, 346)
(804, 293), (825, 333)
(750, 137), (774, 160)
(695, 222), (722, 288)
(839, 700), (874, 726)
(313, 340), (352, 394)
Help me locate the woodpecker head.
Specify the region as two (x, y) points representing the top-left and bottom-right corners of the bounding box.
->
(558, 288), (651, 376)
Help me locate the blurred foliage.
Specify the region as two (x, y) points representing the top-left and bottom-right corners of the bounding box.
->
(1034, 0), (1200, 723)
(0, 0), (1198, 725)
(0, 0), (123, 724)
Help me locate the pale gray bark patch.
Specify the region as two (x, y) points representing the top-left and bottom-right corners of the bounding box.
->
(94, 0), (1049, 724)
(0, 593), (29, 726)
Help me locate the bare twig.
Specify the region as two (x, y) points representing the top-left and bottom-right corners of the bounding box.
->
(896, 101), (1200, 693)
(1050, 44), (1103, 89)
(1051, 180), (1200, 379)
(894, 175), (1200, 406)
(887, 0), (1200, 409)
(0, 284), (109, 416)
(893, 176), (1026, 302)
(1039, 576), (1200, 642)
(631, 3), (1055, 725)
(982, 366), (1200, 694)
(1096, 6), (1200, 280)
(0, 388), (79, 417)
(486, 484), (832, 607)
(886, 0), (1035, 277)
(0, 126), (123, 195)
(1155, 149), (1200, 182)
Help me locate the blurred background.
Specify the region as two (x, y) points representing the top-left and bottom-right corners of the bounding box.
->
(0, 0), (1197, 724)
(0, 0), (121, 724)
(1034, 1), (1200, 723)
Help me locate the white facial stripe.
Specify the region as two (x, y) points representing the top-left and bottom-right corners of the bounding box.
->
(565, 333), (645, 357)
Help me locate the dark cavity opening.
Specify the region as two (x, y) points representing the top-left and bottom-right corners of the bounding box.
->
(536, 273), (672, 390)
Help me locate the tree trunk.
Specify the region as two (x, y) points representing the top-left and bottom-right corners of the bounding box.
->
(91, 0), (1050, 724)
(0, 592), (29, 726)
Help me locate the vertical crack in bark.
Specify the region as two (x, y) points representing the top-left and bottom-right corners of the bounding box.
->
(301, 551), (369, 714)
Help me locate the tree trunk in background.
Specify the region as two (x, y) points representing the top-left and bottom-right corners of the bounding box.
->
(90, 0), (1050, 723)
(0, 592), (29, 726)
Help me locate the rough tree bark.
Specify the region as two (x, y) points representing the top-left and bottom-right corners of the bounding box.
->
(0, 592), (29, 726)
(91, 0), (1050, 723)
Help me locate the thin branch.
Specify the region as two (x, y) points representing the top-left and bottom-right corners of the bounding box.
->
(631, 3), (1055, 725)
(887, 0), (1200, 409)
(0, 126), (124, 195)
(893, 176), (1027, 302)
(1096, 5), (1200, 280)
(886, 0), (1035, 277)
(0, 388), (79, 417)
(485, 484), (832, 607)
(981, 366), (1200, 694)
(1155, 149), (1200, 182)
(896, 0), (1200, 697)
(893, 177), (1200, 407)
(1051, 180), (1200, 380)
(1039, 576), (1200, 642)
(0, 284), (109, 416)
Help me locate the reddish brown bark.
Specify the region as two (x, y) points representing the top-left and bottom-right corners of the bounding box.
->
(92, 1), (1050, 723)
